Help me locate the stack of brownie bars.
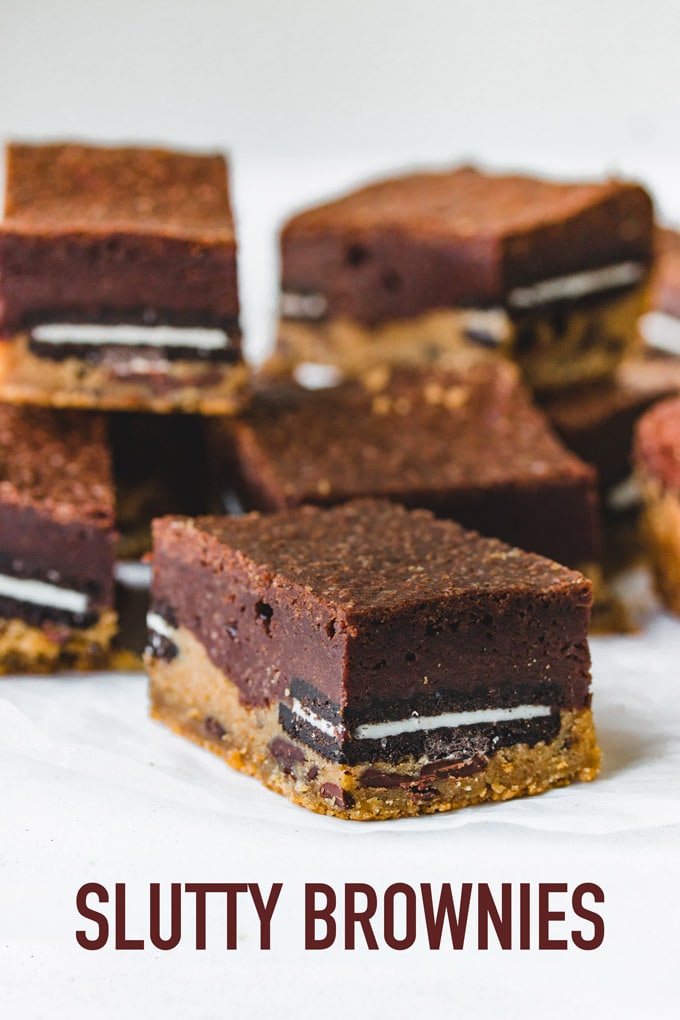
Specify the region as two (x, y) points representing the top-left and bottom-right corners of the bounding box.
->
(2, 143), (679, 821)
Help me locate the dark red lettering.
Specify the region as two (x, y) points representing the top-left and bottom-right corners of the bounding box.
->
(420, 883), (471, 950)
(571, 883), (605, 950)
(383, 883), (416, 950)
(305, 883), (336, 949)
(249, 883), (283, 950)
(115, 883), (144, 950)
(149, 882), (181, 951)
(538, 883), (568, 949)
(344, 883), (378, 950)
(75, 883), (109, 950)
(478, 883), (512, 949)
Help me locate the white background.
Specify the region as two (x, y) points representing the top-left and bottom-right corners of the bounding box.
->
(1, 2), (680, 1017)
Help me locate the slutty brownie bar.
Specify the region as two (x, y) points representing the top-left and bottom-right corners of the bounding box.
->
(209, 358), (600, 570)
(0, 405), (117, 672)
(146, 501), (600, 821)
(634, 397), (680, 615)
(639, 227), (680, 356)
(276, 166), (653, 390)
(0, 143), (247, 414)
(542, 350), (680, 493)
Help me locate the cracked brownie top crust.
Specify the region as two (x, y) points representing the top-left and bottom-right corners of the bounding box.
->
(280, 165), (653, 325)
(0, 141), (240, 337)
(0, 404), (113, 524)
(213, 359), (600, 567)
(3, 143), (235, 241)
(150, 500), (593, 766)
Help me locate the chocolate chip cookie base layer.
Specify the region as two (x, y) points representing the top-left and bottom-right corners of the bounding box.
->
(146, 501), (599, 821)
(0, 333), (248, 414)
(0, 610), (118, 675)
(148, 624), (599, 821)
(634, 398), (680, 615)
(275, 285), (646, 391)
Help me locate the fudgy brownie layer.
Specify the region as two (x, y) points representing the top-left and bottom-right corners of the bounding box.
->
(0, 405), (115, 616)
(0, 504), (114, 605)
(0, 234), (239, 336)
(542, 353), (680, 489)
(150, 503), (592, 726)
(281, 166), (652, 324)
(147, 623), (600, 821)
(0, 143), (239, 334)
(214, 361), (600, 566)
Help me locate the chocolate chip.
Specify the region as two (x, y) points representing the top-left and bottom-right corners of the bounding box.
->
(419, 753), (487, 780)
(346, 244), (369, 267)
(269, 737), (306, 774)
(306, 765), (319, 781)
(255, 600), (273, 634)
(320, 783), (354, 809)
(204, 716), (227, 740)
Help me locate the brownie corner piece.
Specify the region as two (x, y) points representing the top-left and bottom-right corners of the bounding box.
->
(146, 500), (599, 820)
(0, 404), (118, 673)
(0, 141), (246, 414)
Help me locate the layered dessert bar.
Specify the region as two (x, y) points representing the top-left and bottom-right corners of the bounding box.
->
(0, 405), (117, 672)
(146, 501), (600, 821)
(0, 143), (247, 413)
(542, 351), (680, 493)
(634, 397), (680, 615)
(208, 358), (600, 570)
(276, 166), (653, 389)
(639, 228), (680, 356)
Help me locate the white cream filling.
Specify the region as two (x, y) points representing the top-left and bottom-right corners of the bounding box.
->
(606, 474), (642, 513)
(0, 572), (89, 614)
(290, 697), (347, 739)
(461, 307), (512, 345)
(115, 561), (152, 590)
(639, 311), (680, 356)
(293, 362), (345, 389)
(290, 698), (552, 742)
(508, 261), (644, 310)
(146, 612), (176, 642)
(280, 292), (328, 320)
(31, 323), (231, 351)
